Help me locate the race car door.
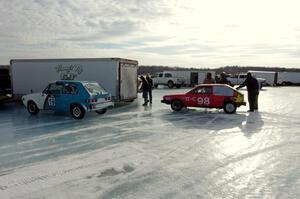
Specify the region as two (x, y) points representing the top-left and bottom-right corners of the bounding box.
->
(43, 82), (64, 111)
(187, 85), (214, 107)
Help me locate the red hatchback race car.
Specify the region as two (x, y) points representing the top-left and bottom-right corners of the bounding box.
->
(161, 84), (246, 114)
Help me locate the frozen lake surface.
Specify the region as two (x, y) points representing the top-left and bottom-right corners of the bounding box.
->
(0, 87), (299, 199)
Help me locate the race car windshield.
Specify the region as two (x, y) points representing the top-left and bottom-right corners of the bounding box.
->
(84, 83), (106, 95)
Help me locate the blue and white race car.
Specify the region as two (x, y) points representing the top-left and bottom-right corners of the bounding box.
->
(22, 80), (114, 119)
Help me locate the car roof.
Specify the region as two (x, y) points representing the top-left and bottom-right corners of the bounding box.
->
(195, 84), (238, 90)
(50, 80), (97, 84)
(196, 84), (230, 87)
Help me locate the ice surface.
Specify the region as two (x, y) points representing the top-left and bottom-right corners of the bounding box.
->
(0, 87), (299, 199)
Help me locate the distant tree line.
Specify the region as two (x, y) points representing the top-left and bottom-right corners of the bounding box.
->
(138, 65), (300, 75)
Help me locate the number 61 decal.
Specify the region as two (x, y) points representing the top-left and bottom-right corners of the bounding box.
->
(48, 97), (56, 106)
(197, 97), (210, 105)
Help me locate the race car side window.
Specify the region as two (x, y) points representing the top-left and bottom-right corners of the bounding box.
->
(193, 87), (212, 94)
(62, 84), (78, 95)
(213, 86), (234, 96)
(48, 83), (63, 95)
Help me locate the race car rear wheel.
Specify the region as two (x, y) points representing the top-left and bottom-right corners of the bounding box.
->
(223, 101), (237, 114)
(171, 99), (183, 111)
(71, 104), (85, 119)
(27, 101), (39, 115)
(96, 108), (107, 115)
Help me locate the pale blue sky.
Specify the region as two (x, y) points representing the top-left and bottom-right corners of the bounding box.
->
(1, 0), (300, 68)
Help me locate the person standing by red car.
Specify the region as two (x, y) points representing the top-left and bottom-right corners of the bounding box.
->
(139, 76), (150, 106)
(146, 73), (153, 104)
(236, 72), (259, 112)
(203, 72), (215, 84)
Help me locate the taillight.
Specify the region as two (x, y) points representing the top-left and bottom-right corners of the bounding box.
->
(87, 99), (97, 103)
(233, 91), (238, 97)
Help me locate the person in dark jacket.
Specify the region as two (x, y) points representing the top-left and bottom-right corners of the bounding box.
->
(203, 72), (216, 84)
(219, 72), (232, 86)
(236, 72), (259, 112)
(139, 76), (150, 106)
(146, 73), (153, 104)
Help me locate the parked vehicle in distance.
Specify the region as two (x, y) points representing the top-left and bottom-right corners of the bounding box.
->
(277, 72), (300, 86)
(227, 73), (266, 88)
(153, 72), (185, 88)
(22, 80), (114, 119)
(154, 70), (216, 87)
(248, 70), (278, 86)
(161, 84), (246, 114)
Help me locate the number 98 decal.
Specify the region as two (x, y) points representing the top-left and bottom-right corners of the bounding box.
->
(197, 97), (210, 105)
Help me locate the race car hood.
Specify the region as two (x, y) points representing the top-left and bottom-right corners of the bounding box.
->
(22, 93), (43, 101)
(163, 94), (186, 100)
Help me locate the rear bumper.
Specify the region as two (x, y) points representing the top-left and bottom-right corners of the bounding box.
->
(89, 101), (114, 111)
(236, 102), (246, 106)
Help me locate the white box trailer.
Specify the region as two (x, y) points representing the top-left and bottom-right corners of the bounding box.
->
(163, 70), (216, 86)
(10, 58), (138, 102)
(277, 72), (300, 85)
(248, 70), (278, 86)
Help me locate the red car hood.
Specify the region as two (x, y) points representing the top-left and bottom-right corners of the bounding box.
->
(163, 94), (186, 99)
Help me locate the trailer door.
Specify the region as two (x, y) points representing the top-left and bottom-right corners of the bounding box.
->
(119, 62), (138, 101)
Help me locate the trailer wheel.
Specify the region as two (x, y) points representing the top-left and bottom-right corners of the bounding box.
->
(171, 99), (183, 111)
(168, 80), (174, 88)
(71, 104), (85, 119)
(27, 101), (39, 115)
(223, 101), (236, 114)
(96, 108), (107, 115)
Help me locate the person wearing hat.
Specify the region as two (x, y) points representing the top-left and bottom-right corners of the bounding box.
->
(236, 72), (259, 112)
(219, 72), (232, 86)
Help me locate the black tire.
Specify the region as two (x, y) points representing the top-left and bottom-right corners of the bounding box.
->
(96, 108), (107, 115)
(27, 101), (39, 115)
(223, 101), (237, 114)
(71, 104), (85, 119)
(260, 83), (263, 89)
(154, 84), (158, 88)
(171, 100), (183, 111)
(167, 80), (174, 88)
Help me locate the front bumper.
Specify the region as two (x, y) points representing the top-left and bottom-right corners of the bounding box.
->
(161, 99), (171, 104)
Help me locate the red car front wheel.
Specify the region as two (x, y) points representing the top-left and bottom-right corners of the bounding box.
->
(171, 100), (183, 111)
(223, 101), (237, 114)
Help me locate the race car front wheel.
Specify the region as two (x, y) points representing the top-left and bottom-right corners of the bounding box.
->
(223, 101), (237, 114)
(71, 104), (85, 119)
(27, 101), (39, 115)
(171, 100), (183, 111)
